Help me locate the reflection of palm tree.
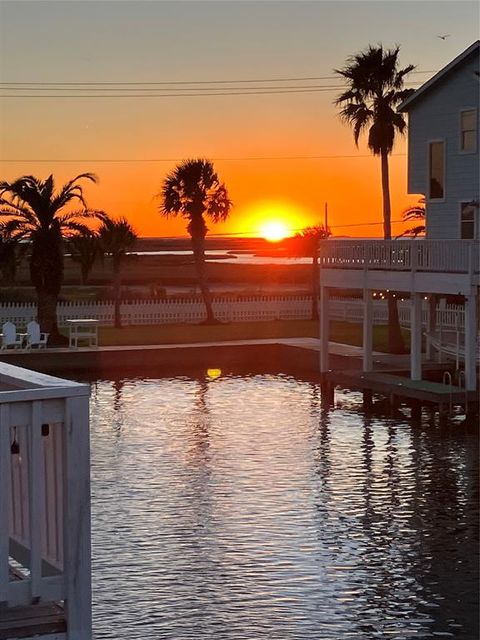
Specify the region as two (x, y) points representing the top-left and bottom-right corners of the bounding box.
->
(159, 159), (232, 324)
(0, 173), (103, 342)
(99, 217), (137, 329)
(289, 225), (330, 320)
(335, 45), (415, 353)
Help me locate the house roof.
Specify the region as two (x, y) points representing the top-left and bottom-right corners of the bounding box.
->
(398, 40), (480, 112)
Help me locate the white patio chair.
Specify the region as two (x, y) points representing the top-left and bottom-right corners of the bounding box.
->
(25, 321), (49, 349)
(1, 322), (24, 350)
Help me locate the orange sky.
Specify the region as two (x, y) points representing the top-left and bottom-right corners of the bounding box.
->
(1, 2), (478, 239)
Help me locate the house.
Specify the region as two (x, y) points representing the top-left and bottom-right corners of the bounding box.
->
(398, 40), (479, 239)
(318, 42), (479, 394)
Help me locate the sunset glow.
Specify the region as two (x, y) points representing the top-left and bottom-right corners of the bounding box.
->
(260, 220), (291, 242)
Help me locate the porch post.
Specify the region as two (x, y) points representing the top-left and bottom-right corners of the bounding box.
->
(64, 395), (92, 640)
(426, 295), (437, 360)
(411, 293), (423, 381)
(464, 293), (477, 391)
(320, 285), (329, 372)
(362, 289), (373, 372)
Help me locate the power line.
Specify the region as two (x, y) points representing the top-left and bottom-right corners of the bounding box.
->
(0, 153), (407, 163)
(0, 87), (423, 98)
(0, 84), (349, 92)
(0, 70), (436, 86)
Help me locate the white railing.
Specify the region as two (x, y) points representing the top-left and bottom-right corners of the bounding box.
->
(0, 363), (91, 638)
(0, 296), (465, 329)
(319, 239), (480, 274)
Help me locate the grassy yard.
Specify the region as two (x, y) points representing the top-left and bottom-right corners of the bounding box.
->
(96, 319), (410, 352)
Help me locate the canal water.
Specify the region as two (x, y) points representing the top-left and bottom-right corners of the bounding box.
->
(89, 372), (478, 639)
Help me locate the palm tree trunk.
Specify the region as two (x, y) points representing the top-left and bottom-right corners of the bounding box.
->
(113, 264), (122, 329)
(191, 235), (216, 323)
(311, 255), (319, 321)
(37, 290), (60, 343)
(380, 149), (405, 353)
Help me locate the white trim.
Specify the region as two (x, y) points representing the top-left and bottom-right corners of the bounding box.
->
(426, 139), (446, 203)
(459, 107), (478, 154)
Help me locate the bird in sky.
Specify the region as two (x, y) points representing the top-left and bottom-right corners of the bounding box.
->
(437, 34), (450, 40)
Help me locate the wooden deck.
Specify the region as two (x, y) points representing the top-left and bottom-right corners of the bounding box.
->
(324, 370), (478, 406)
(0, 602), (65, 639)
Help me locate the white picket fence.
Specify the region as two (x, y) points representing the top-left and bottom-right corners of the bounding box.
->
(0, 296), (464, 329)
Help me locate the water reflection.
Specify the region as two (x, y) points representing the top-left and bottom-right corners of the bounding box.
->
(89, 373), (478, 639)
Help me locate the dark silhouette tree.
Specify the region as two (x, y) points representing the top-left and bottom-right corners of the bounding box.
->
(335, 44), (415, 353)
(159, 159), (232, 324)
(398, 198), (425, 238)
(289, 225), (330, 320)
(98, 217), (137, 329)
(0, 222), (27, 284)
(69, 230), (100, 285)
(0, 174), (103, 343)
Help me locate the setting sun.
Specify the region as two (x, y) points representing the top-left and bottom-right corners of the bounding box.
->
(260, 220), (291, 242)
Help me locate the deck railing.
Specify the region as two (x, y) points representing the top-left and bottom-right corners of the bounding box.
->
(0, 363), (91, 638)
(319, 239), (480, 274)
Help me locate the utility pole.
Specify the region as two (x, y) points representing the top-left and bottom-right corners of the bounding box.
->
(324, 202), (328, 233)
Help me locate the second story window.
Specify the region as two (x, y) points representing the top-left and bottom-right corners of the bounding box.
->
(460, 109), (477, 152)
(460, 202), (476, 239)
(429, 141), (444, 199)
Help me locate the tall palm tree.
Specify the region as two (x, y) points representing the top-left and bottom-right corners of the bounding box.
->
(289, 225), (330, 320)
(98, 217), (137, 329)
(0, 174), (102, 343)
(159, 159), (232, 324)
(335, 44), (415, 353)
(69, 230), (100, 285)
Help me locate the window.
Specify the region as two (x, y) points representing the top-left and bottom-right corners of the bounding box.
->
(429, 141), (444, 199)
(460, 202), (476, 239)
(460, 109), (477, 152)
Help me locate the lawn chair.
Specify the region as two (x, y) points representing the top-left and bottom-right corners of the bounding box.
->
(25, 321), (49, 349)
(1, 322), (24, 349)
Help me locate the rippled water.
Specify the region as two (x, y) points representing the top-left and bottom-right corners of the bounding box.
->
(89, 372), (479, 639)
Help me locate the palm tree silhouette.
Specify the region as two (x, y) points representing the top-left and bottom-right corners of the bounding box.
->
(69, 230), (100, 285)
(335, 44), (415, 352)
(399, 198), (425, 238)
(290, 225), (330, 320)
(98, 216), (137, 328)
(159, 159), (232, 324)
(0, 222), (26, 284)
(0, 173), (103, 343)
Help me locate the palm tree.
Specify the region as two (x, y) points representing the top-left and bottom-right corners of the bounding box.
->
(69, 230), (100, 285)
(398, 198), (425, 238)
(289, 225), (330, 320)
(159, 159), (232, 324)
(0, 222), (27, 284)
(335, 44), (415, 353)
(0, 174), (103, 343)
(98, 217), (137, 329)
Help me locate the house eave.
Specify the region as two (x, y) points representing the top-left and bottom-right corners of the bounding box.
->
(398, 40), (480, 112)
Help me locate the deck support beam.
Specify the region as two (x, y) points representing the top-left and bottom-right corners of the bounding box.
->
(411, 293), (423, 381)
(320, 286), (329, 372)
(426, 295), (437, 360)
(464, 293), (477, 391)
(362, 289), (373, 372)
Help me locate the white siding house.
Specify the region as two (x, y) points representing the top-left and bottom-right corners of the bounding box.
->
(399, 41), (480, 239)
(318, 42), (479, 392)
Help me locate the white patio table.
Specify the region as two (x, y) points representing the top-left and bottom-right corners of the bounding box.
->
(66, 319), (100, 348)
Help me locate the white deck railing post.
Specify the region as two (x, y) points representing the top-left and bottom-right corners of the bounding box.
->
(64, 395), (92, 640)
